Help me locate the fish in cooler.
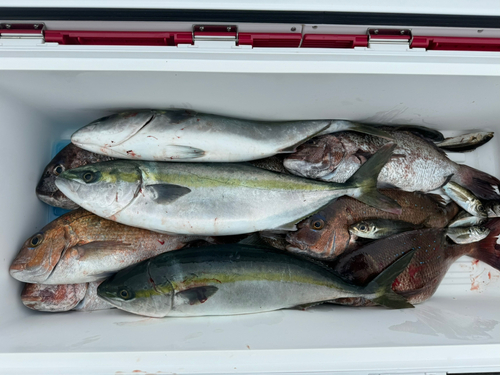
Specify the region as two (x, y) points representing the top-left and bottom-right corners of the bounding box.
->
(96, 242), (415, 318)
(286, 189), (459, 259)
(71, 110), (393, 162)
(283, 129), (500, 201)
(9, 209), (215, 284)
(55, 144), (401, 236)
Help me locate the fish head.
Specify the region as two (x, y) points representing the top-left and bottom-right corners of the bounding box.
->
(35, 143), (84, 210)
(286, 210), (349, 259)
(97, 261), (173, 318)
(21, 283), (87, 312)
(349, 221), (377, 239)
(283, 135), (345, 179)
(71, 111), (154, 153)
(55, 161), (142, 218)
(487, 201), (500, 217)
(10, 221), (74, 283)
(471, 200), (487, 218)
(469, 226), (490, 242)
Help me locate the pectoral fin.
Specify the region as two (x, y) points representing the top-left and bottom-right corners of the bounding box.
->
(164, 145), (205, 160)
(145, 184), (191, 204)
(71, 241), (133, 260)
(175, 286), (219, 305)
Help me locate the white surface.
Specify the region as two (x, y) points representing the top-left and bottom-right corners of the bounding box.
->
(0, 0), (499, 16)
(0, 42), (499, 374)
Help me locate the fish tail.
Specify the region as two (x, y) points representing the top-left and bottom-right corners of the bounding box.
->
(453, 164), (500, 200)
(344, 143), (402, 215)
(467, 218), (500, 271)
(363, 250), (416, 309)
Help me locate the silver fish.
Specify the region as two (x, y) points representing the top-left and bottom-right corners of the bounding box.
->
(436, 131), (494, 152)
(55, 144), (401, 236)
(283, 129), (500, 201)
(485, 201), (500, 217)
(349, 219), (419, 240)
(442, 181), (487, 218)
(448, 211), (487, 228)
(97, 243), (415, 317)
(446, 226), (490, 244)
(71, 110), (393, 162)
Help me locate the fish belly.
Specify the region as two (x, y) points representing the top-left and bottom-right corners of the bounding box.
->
(114, 186), (337, 235)
(168, 280), (342, 316)
(106, 114), (331, 162)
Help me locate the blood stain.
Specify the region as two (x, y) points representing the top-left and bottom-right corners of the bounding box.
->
(158, 240), (165, 245)
(147, 135), (158, 140)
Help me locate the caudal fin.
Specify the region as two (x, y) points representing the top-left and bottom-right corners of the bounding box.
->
(345, 143), (402, 215)
(468, 218), (500, 271)
(364, 250), (416, 309)
(453, 165), (500, 201)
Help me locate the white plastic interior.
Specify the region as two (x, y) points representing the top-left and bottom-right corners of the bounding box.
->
(0, 43), (499, 374)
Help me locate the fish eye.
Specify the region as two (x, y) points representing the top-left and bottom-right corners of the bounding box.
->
(311, 219), (325, 230)
(53, 164), (64, 176)
(30, 233), (44, 247)
(477, 204), (486, 213)
(359, 224), (367, 231)
(119, 289), (131, 299)
(82, 171), (95, 183)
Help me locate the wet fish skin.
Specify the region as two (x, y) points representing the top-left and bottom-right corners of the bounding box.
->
(36, 143), (114, 209)
(446, 226), (490, 244)
(328, 220), (500, 305)
(9, 209), (209, 284)
(55, 144), (401, 236)
(436, 131), (494, 153)
(349, 219), (420, 240)
(448, 211), (486, 228)
(286, 189), (459, 260)
(443, 181), (487, 218)
(21, 283), (87, 312)
(283, 129), (500, 201)
(71, 110), (392, 162)
(21, 281), (114, 312)
(97, 243), (414, 318)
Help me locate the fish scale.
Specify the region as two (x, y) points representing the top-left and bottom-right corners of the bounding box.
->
(9, 209), (210, 284)
(286, 189), (459, 260)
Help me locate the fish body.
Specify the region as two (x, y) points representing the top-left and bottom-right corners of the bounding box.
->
(446, 226), (490, 244)
(442, 181), (487, 218)
(448, 211), (486, 228)
(485, 201), (500, 217)
(97, 244), (414, 318)
(286, 189), (459, 259)
(349, 219), (419, 240)
(330, 219), (500, 305)
(55, 144), (400, 236)
(436, 131), (494, 153)
(9, 209), (205, 284)
(283, 130), (500, 200)
(71, 110), (392, 162)
(21, 282), (114, 312)
(36, 143), (114, 209)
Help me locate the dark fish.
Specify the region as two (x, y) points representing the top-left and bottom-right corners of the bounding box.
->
(436, 131), (494, 153)
(286, 189), (459, 260)
(329, 219), (500, 305)
(36, 143), (114, 209)
(283, 129), (500, 201)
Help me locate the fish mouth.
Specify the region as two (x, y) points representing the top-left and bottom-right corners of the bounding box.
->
(55, 178), (82, 194)
(35, 191), (80, 210)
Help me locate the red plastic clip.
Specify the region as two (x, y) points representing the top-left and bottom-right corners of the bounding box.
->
(238, 33), (302, 48)
(301, 34), (368, 48)
(411, 36), (500, 52)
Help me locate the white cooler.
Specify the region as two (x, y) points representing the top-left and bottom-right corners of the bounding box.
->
(0, 2), (499, 374)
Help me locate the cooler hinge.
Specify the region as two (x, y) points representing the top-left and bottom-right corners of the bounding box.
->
(192, 25), (238, 46)
(368, 28), (412, 49)
(0, 23), (45, 45)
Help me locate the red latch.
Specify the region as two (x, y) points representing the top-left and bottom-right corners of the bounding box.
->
(44, 30), (193, 46)
(301, 34), (368, 48)
(411, 36), (500, 52)
(238, 33), (302, 48)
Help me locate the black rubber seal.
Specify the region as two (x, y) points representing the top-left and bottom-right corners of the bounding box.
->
(0, 8), (499, 29)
